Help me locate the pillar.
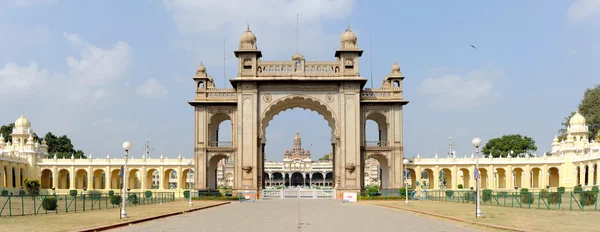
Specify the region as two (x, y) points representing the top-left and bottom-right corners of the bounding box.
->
(141, 166), (148, 190)
(105, 166), (111, 190)
(451, 165), (458, 189)
(579, 164), (584, 186)
(69, 167), (76, 190)
(52, 166), (59, 190)
(87, 166), (93, 189)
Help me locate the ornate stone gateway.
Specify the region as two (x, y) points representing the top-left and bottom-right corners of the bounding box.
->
(189, 26), (409, 198)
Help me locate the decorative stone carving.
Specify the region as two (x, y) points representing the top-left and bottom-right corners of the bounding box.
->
(326, 94), (334, 102)
(242, 166), (252, 174)
(263, 94), (272, 102)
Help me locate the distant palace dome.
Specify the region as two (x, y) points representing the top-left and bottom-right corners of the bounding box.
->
(239, 25), (257, 50)
(14, 113), (31, 128)
(569, 111), (586, 126)
(340, 25), (358, 49)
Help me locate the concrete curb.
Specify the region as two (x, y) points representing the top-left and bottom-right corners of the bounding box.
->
(78, 202), (231, 232)
(375, 203), (534, 232)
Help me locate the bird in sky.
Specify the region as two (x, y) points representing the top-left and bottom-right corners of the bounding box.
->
(470, 44), (477, 49)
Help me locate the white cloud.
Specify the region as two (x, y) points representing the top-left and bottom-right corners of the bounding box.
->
(0, 61), (50, 96)
(567, 0), (600, 23)
(0, 33), (132, 106)
(136, 78), (168, 98)
(419, 68), (502, 110)
(163, 0), (355, 66)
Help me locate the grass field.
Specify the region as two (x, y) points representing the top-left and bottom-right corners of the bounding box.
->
(0, 200), (227, 232)
(369, 200), (600, 232)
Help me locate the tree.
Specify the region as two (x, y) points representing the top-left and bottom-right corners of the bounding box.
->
(558, 85), (600, 141)
(0, 123), (85, 158)
(23, 179), (40, 196)
(319, 153), (330, 161)
(481, 134), (537, 158)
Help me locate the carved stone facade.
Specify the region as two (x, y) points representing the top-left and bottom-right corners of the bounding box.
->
(189, 25), (409, 198)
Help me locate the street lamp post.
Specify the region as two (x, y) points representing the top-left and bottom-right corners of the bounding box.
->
(188, 161), (193, 207)
(403, 158), (409, 204)
(121, 141), (132, 218)
(472, 137), (482, 218)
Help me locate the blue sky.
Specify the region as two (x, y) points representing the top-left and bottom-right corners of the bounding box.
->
(0, 0), (599, 160)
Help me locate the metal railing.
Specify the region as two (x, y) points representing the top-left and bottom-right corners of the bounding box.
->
(0, 192), (175, 216)
(423, 189), (600, 211)
(365, 141), (388, 147)
(208, 141), (233, 147)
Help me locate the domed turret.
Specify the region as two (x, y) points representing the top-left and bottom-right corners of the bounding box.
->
(340, 25), (358, 49)
(15, 113), (31, 128)
(239, 25), (257, 50)
(569, 111), (586, 126)
(196, 62), (206, 77)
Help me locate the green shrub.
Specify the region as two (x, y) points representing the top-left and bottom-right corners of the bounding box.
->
(399, 187), (407, 197)
(110, 195), (121, 205)
(128, 194), (139, 204)
(557, 187), (565, 193)
(549, 192), (562, 204)
(69, 190), (77, 197)
(18, 189), (26, 196)
(145, 191), (152, 198)
(23, 179), (40, 196)
(520, 188), (534, 204)
(445, 190), (454, 198)
(42, 197), (57, 210)
(457, 184), (463, 189)
(357, 196), (405, 200)
(1, 189), (8, 196)
(540, 189), (549, 199)
(463, 191), (474, 201)
(108, 190), (115, 196)
(366, 185), (379, 194)
(482, 189), (492, 202)
(184, 190), (190, 199)
(592, 186), (599, 192)
(580, 191), (597, 206)
(574, 186), (583, 194)
(87, 190), (102, 200)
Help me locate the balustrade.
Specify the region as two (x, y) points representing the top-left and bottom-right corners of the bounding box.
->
(208, 141), (233, 148)
(365, 141), (389, 147)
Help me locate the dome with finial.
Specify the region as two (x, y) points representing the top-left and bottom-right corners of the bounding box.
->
(569, 111), (586, 126)
(391, 62), (400, 72)
(340, 25), (358, 49)
(239, 25), (257, 50)
(196, 62), (206, 76)
(294, 131), (301, 140)
(15, 113), (31, 128)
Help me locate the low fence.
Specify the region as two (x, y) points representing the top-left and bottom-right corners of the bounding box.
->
(0, 192), (175, 216)
(261, 188), (336, 199)
(424, 189), (600, 211)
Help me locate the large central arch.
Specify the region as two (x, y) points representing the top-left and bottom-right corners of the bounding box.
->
(189, 25), (409, 198)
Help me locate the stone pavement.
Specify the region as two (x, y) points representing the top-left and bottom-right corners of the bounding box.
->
(111, 199), (481, 232)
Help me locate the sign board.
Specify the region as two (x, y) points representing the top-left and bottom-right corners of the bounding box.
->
(342, 192), (357, 203)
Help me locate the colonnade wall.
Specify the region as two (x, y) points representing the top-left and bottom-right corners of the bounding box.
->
(406, 150), (600, 191)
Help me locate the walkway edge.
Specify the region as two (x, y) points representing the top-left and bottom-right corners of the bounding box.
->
(78, 202), (231, 232)
(375, 203), (533, 232)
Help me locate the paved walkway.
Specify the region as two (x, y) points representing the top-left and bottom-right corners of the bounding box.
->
(111, 199), (481, 232)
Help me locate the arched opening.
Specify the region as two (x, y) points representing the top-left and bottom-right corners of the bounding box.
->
(311, 172), (323, 188)
(405, 168), (416, 189)
(146, 169), (159, 189)
(11, 167), (16, 188)
(364, 112), (388, 147)
(531, 168), (541, 188)
(422, 169), (434, 189)
(585, 165), (589, 186)
(495, 168), (506, 189)
(290, 172), (304, 187)
(41, 169), (53, 189)
(513, 168), (524, 188)
(164, 169), (177, 189)
(393, 81), (399, 88)
(478, 168), (488, 189)
(439, 168), (452, 189)
(19, 168), (25, 187)
(58, 169), (70, 189)
(325, 172), (333, 187)
(367, 154), (390, 189)
(111, 169), (121, 189)
(209, 113), (232, 148)
(261, 96), (337, 190)
(75, 169), (87, 189)
(548, 167), (559, 187)
(593, 164), (598, 185)
(197, 81), (204, 90)
(128, 169), (141, 189)
(576, 166), (581, 186)
(181, 168), (194, 189)
(459, 168), (470, 189)
(364, 158), (380, 187)
(92, 170), (105, 190)
(208, 154), (230, 190)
